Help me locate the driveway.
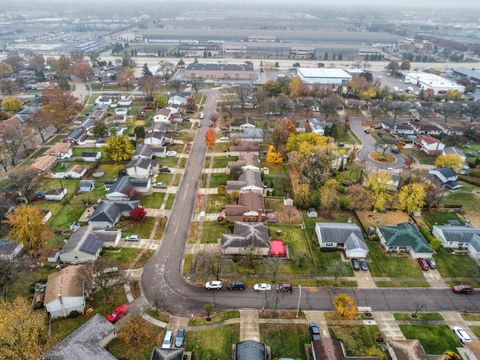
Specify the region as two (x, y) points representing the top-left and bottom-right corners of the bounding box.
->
(350, 117), (405, 170)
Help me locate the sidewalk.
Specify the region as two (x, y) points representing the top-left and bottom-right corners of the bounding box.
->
(373, 312), (406, 340)
(240, 310), (260, 342)
(305, 311), (330, 338)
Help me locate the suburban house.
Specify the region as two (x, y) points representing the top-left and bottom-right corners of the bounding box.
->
(0, 239), (23, 260)
(442, 147), (466, 162)
(31, 155), (58, 173)
(432, 225), (480, 260)
(234, 340), (268, 360)
(376, 222), (434, 258)
(54, 164), (87, 179)
(228, 153), (261, 171)
(59, 226), (121, 263)
(168, 93), (189, 106)
(64, 128), (88, 144)
(106, 176), (151, 200)
(308, 117), (332, 136)
(44, 265), (92, 319)
(149, 121), (174, 134)
(382, 122), (416, 135)
(45, 142), (72, 160)
(82, 151), (102, 162)
(144, 132), (173, 146)
(134, 144), (155, 160)
(230, 116), (256, 131)
(315, 222), (368, 258)
(90, 104), (109, 121)
(79, 180), (95, 192)
(44, 187), (68, 201)
(414, 135), (445, 154)
(412, 124), (443, 136)
(227, 169), (264, 194)
(89, 200), (139, 229)
(153, 108), (174, 123)
(80, 118), (96, 133)
(312, 338), (379, 360)
(225, 192), (265, 222)
(44, 314), (116, 359)
(151, 348), (185, 360)
(126, 158), (157, 180)
(230, 128), (264, 142)
(0, 192), (17, 220)
(229, 141), (260, 153)
(221, 222), (270, 256)
(386, 339), (434, 360)
(95, 96), (113, 106)
(428, 167), (462, 190)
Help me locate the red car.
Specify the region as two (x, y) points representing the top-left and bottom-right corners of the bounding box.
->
(417, 258), (429, 271)
(452, 285), (473, 294)
(107, 304), (128, 323)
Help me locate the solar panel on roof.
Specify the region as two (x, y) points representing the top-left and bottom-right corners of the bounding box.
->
(79, 235), (102, 254)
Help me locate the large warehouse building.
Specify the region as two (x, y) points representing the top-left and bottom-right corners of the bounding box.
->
(403, 72), (465, 94)
(184, 63), (256, 81)
(297, 68), (353, 85)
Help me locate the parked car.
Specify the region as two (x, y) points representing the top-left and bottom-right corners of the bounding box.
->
(452, 284), (473, 294)
(417, 258), (429, 271)
(199, 112), (204, 119)
(182, 117), (190, 123)
(364, 129), (370, 134)
(106, 304), (128, 323)
(227, 281), (246, 291)
(175, 329), (185, 347)
(220, 136), (229, 141)
(159, 167), (171, 173)
(153, 182), (167, 189)
(453, 326), (471, 344)
(390, 148), (399, 154)
(351, 258), (360, 271)
(275, 283), (293, 293)
(162, 330), (174, 349)
(426, 258), (436, 270)
(205, 281), (222, 290)
(253, 283), (271, 292)
(166, 150), (177, 157)
(309, 323), (321, 341)
(360, 259), (368, 271)
(125, 235), (140, 242)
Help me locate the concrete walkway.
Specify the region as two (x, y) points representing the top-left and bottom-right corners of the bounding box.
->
(354, 269), (377, 288)
(202, 168), (228, 174)
(193, 212), (223, 221)
(305, 311), (330, 338)
(167, 315), (189, 330)
(373, 312), (406, 340)
(441, 312), (479, 340)
(423, 269), (447, 288)
(240, 310), (260, 342)
(198, 188), (218, 194)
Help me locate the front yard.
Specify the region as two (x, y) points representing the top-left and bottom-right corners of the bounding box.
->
(329, 325), (383, 357)
(185, 324), (240, 360)
(202, 173), (229, 188)
(117, 217), (155, 238)
(101, 248), (155, 269)
(201, 221), (231, 244)
(206, 194), (229, 213)
(260, 324), (309, 360)
(140, 192), (165, 208)
(434, 248), (480, 278)
(399, 325), (462, 355)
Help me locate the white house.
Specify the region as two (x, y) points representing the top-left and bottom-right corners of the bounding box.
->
(44, 142), (73, 160)
(118, 97), (133, 106)
(144, 132), (172, 146)
(308, 117), (332, 136)
(44, 187), (68, 201)
(79, 180), (95, 192)
(153, 108), (173, 123)
(95, 96), (112, 106)
(414, 135), (445, 154)
(82, 151), (101, 162)
(126, 158), (157, 180)
(44, 265), (91, 319)
(168, 95), (188, 106)
(0, 240), (23, 260)
(315, 222), (368, 258)
(54, 165), (87, 179)
(429, 167), (462, 190)
(432, 225), (480, 260)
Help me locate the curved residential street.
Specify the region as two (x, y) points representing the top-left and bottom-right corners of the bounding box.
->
(141, 92), (480, 316)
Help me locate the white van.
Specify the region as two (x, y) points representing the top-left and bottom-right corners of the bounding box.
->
(162, 330), (173, 349)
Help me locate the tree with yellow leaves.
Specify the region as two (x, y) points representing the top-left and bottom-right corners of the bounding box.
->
(289, 76), (304, 99)
(0, 297), (46, 360)
(102, 135), (134, 163)
(398, 182), (426, 214)
(6, 205), (53, 254)
(319, 178), (340, 214)
(434, 153), (463, 173)
(364, 172), (393, 212)
(334, 293), (357, 320)
(266, 145), (283, 165)
(285, 132), (328, 153)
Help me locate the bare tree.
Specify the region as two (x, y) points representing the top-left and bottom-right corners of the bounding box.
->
(93, 258), (125, 302)
(140, 76), (162, 102)
(0, 122), (23, 165)
(158, 61), (176, 82)
(0, 259), (19, 299)
(197, 250), (224, 280)
(411, 301), (425, 318)
(30, 112), (50, 143)
(191, 79), (203, 94)
(236, 84), (252, 113)
(267, 258), (281, 284)
(7, 168), (40, 202)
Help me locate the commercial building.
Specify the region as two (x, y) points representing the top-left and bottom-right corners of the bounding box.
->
(184, 63), (255, 81)
(452, 67), (480, 84)
(402, 72), (465, 94)
(297, 68), (352, 85)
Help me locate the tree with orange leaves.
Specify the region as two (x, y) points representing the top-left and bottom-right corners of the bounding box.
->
(205, 129), (215, 149)
(334, 293), (357, 320)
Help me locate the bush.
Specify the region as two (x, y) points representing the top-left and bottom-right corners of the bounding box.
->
(67, 310), (81, 319)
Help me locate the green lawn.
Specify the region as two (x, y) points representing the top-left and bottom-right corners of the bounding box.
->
(202, 173), (229, 188)
(101, 248), (155, 269)
(471, 326), (480, 339)
(165, 194), (175, 209)
(367, 241), (424, 278)
(188, 310), (240, 326)
(155, 173), (173, 184)
(462, 313), (480, 321)
(212, 142), (231, 153)
(393, 313), (443, 321)
(206, 195), (229, 213)
(140, 192), (165, 208)
(334, 126), (354, 144)
(94, 163), (126, 180)
(336, 164), (364, 183)
(422, 210), (464, 227)
(434, 248), (480, 278)
(263, 163), (288, 176)
(260, 324), (310, 360)
(201, 221), (231, 244)
(264, 174), (292, 197)
(185, 324), (240, 360)
(399, 325), (461, 355)
(157, 156), (179, 167)
(401, 148), (436, 165)
(329, 325), (383, 357)
(117, 217), (155, 238)
(71, 147), (98, 157)
(442, 191), (480, 212)
(212, 156), (237, 168)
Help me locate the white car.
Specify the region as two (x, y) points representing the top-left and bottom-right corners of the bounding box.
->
(153, 182), (167, 189)
(125, 235), (140, 242)
(166, 150), (177, 157)
(453, 326), (471, 343)
(220, 137), (229, 141)
(253, 283), (271, 292)
(205, 281), (222, 290)
(199, 112), (204, 119)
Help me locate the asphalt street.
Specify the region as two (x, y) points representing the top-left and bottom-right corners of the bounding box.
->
(141, 92), (479, 316)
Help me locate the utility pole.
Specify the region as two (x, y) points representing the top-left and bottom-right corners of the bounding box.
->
(296, 285), (302, 318)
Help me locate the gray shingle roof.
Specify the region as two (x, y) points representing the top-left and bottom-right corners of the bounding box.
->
(315, 222), (365, 246)
(150, 348), (184, 360)
(378, 222), (433, 254)
(127, 157), (155, 170)
(62, 226), (120, 254)
(239, 169), (263, 188)
(235, 340), (266, 360)
(89, 200), (139, 224)
(434, 225), (480, 252)
(186, 62), (254, 72)
(107, 176), (130, 195)
(221, 222), (270, 249)
(434, 167), (458, 178)
(134, 144), (154, 159)
(0, 239), (20, 257)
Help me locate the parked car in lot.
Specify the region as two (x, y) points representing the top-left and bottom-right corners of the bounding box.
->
(253, 283), (271, 292)
(360, 259), (368, 271)
(417, 258), (429, 271)
(159, 167), (171, 173)
(175, 329), (185, 347)
(351, 258), (360, 271)
(106, 304), (128, 323)
(452, 284), (473, 294)
(426, 258), (436, 270)
(162, 330), (174, 349)
(309, 323), (321, 341)
(153, 182), (167, 189)
(275, 283), (293, 293)
(227, 281), (246, 291)
(453, 326), (471, 343)
(125, 235), (140, 242)
(205, 281), (223, 290)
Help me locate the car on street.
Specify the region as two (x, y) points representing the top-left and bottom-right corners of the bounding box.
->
(162, 330), (174, 349)
(106, 304), (128, 323)
(426, 258), (436, 270)
(417, 258), (429, 271)
(452, 284), (473, 294)
(199, 112), (204, 119)
(253, 283), (271, 292)
(227, 281), (246, 290)
(453, 326), (471, 343)
(159, 167), (171, 173)
(275, 283), (293, 293)
(175, 329), (186, 347)
(360, 259), (368, 271)
(351, 258), (360, 271)
(205, 281), (223, 290)
(309, 323), (321, 341)
(125, 235), (140, 242)
(153, 182), (167, 189)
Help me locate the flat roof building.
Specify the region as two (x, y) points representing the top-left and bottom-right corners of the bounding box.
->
(403, 72), (465, 95)
(184, 62), (255, 81)
(297, 68), (352, 85)
(452, 67), (480, 83)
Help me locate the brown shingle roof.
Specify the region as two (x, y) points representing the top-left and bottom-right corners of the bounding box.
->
(45, 142), (72, 155)
(44, 265), (90, 304)
(31, 155), (57, 172)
